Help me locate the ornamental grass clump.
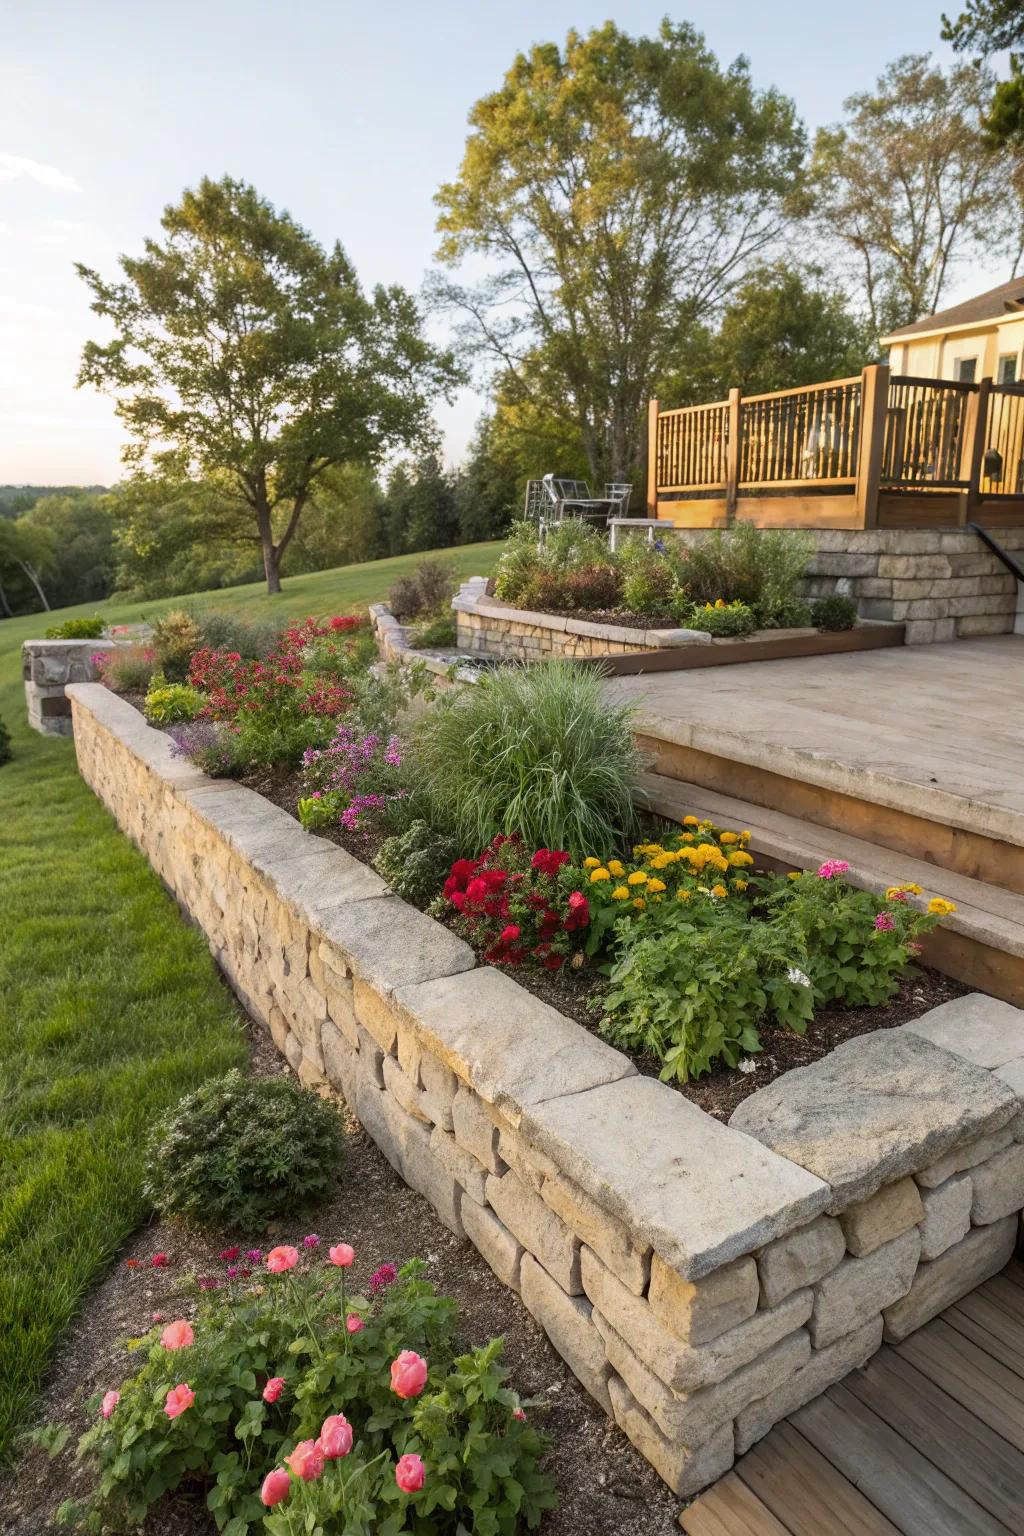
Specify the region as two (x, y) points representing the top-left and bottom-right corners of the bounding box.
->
(415, 659), (641, 857)
(143, 1071), (346, 1232)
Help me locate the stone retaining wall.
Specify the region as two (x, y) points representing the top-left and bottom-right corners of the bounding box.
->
(672, 527), (1024, 645)
(453, 577), (710, 660)
(67, 681), (1024, 1499)
(22, 638), (114, 735)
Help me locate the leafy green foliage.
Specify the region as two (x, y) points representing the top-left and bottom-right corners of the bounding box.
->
(682, 600), (758, 637)
(374, 821), (460, 907)
(44, 615), (105, 639)
(143, 680), (203, 725)
(678, 525), (814, 621)
(415, 660), (641, 856)
(64, 1261), (554, 1535)
(618, 541), (676, 618)
(814, 594), (858, 631)
(100, 645), (158, 694)
(410, 611), (457, 649)
(388, 559), (457, 623)
(143, 1071), (345, 1231)
(150, 609), (202, 681)
(195, 609), (281, 659)
(0, 712), (10, 766)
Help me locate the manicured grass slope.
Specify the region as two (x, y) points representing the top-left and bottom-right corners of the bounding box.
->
(0, 540), (501, 1458)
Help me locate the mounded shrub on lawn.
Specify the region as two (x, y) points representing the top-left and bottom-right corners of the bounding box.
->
(0, 712), (11, 765)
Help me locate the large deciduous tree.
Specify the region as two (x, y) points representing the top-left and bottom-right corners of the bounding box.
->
(77, 176), (459, 594)
(432, 20), (806, 485)
(811, 55), (1021, 339)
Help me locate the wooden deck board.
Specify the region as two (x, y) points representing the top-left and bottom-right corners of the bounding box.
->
(684, 1264), (1024, 1534)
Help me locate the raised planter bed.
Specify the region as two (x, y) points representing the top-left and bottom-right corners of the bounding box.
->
(65, 679), (1024, 1501)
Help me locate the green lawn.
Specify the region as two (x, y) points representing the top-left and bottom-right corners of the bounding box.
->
(0, 540), (501, 1459)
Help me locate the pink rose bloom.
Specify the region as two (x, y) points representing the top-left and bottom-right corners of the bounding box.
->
(164, 1383), (195, 1419)
(874, 911), (895, 931)
(390, 1350), (428, 1399)
(262, 1376), (286, 1403)
(160, 1319), (194, 1351)
(286, 1439), (325, 1482)
(260, 1468), (292, 1507)
(100, 1390), (120, 1419)
(266, 1245), (299, 1273)
(395, 1453), (425, 1493)
(329, 1243), (355, 1267)
(151, 1252), (169, 1268)
(345, 1314), (364, 1334)
(816, 859), (850, 880)
(318, 1413), (353, 1459)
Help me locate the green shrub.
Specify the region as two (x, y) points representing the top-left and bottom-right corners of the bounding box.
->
(374, 819), (459, 906)
(519, 566), (571, 611)
(492, 521), (544, 602)
(410, 610), (457, 648)
(388, 558), (457, 623)
(683, 599), (758, 637)
(0, 713), (11, 766)
(814, 593), (858, 631)
(63, 1258), (554, 1536)
(143, 1070), (345, 1231)
(757, 596), (813, 629)
(143, 680), (203, 725)
(560, 563), (622, 610)
(100, 644), (158, 694)
(44, 614), (105, 639)
(194, 608), (281, 659)
(150, 608), (202, 680)
(415, 660), (641, 856)
(679, 525), (813, 613)
(543, 519), (608, 570)
(618, 543), (676, 617)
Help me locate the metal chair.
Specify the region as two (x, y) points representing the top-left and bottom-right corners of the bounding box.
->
(605, 483), (632, 515)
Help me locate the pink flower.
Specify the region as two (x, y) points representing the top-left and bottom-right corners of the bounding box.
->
(890, 889), (909, 902)
(151, 1312), (165, 1324)
(874, 911), (895, 931)
(318, 1413), (353, 1459)
(160, 1320), (194, 1351)
(286, 1439), (325, 1482)
(260, 1468), (292, 1507)
(369, 1262), (397, 1294)
(100, 1390), (120, 1419)
(245, 1248), (263, 1264)
(513, 1407), (526, 1422)
(267, 1245), (299, 1273)
(220, 1246), (241, 1261)
(124, 1258), (140, 1270)
(329, 1242), (355, 1267)
(303, 1234), (320, 1249)
(164, 1383), (195, 1419)
(395, 1453), (425, 1493)
(226, 1265), (238, 1278)
(151, 1252), (169, 1268)
(263, 1376), (286, 1403)
(390, 1350), (428, 1399)
(816, 859), (850, 880)
(345, 1314), (364, 1334)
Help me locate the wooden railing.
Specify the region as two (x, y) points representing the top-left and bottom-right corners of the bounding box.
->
(646, 364), (1024, 527)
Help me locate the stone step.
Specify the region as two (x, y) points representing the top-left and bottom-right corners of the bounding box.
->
(640, 771), (1024, 1005)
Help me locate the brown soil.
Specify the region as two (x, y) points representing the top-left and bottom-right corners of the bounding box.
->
(7, 1017), (682, 1536)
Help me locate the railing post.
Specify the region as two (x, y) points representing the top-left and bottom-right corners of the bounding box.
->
(646, 397), (659, 517)
(725, 386), (741, 524)
(960, 376), (991, 524)
(855, 363), (889, 528)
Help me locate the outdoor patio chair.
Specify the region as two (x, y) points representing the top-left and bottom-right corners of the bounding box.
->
(605, 482), (632, 514)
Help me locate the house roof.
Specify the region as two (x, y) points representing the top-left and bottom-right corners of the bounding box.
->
(882, 277), (1024, 342)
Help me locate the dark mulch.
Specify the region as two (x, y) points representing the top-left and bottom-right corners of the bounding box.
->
(7, 1018), (681, 1536)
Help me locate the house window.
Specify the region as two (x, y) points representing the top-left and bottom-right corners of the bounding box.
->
(956, 357), (978, 383)
(999, 353), (1018, 383)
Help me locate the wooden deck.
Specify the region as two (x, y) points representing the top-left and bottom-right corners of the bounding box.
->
(682, 1261), (1024, 1536)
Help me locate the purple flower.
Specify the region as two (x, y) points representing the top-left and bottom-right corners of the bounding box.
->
(197, 1276), (221, 1291)
(245, 1249), (263, 1264)
(226, 1264), (239, 1278)
(874, 911), (895, 932)
(369, 1262), (398, 1295)
(303, 1234), (320, 1249)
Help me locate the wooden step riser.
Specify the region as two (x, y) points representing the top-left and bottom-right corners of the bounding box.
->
(638, 734), (1024, 898)
(748, 845), (1024, 1007)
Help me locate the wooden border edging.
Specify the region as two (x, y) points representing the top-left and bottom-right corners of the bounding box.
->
(576, 623), (905, 677)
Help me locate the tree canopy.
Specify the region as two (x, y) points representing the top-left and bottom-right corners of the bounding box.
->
(944, 1), (1024, 148)
(77, 176), (459, 593)
(432, 19), (806, 485)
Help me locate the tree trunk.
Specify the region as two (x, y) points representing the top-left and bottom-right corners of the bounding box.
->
(255, 501), (282, 595)
(0, 576), (11, 618)
(19, 561), (50, 610)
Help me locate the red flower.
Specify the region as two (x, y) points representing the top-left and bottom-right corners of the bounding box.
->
(564, 891), (590, 932)
(499, 924), (521, 944)
(531, 848), (570, 877)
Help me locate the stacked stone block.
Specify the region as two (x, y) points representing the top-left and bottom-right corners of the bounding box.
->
(452, 580), (709, 661)
(22, 638), (114, 735)
(66, 682), (1024, 1501)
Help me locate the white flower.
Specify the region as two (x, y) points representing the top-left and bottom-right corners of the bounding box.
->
(787, 966), (812, 988)
(737, 1058), (758, 1075)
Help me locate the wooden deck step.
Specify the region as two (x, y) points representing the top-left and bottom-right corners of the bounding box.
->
(641, 769), (1024, 1004)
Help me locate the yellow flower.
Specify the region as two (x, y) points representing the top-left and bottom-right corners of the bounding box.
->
(710, 883), (728, 899)
(607, 859), (625, 878)
(583, 856), (601, 869)
(740, 831), (751, 845)
(676, 888), (691, 901)
(682, 815), (699, 827)
(719, 831), (738, 845)
(903, 883), (923, 896)
(728, 850), (754, 867)
(627, 870), (648, 886)
(590, 867), (610, 883)
(632, 897), (646, 911)
(715, 598), (727, 609)
(928, 897), (957, 917)
(647, 878), (667, 894)
(734, 879), (749, 891)
(787, 871), (801, 880)
(651, 853), (671, 869)
(680, 832), (695, 843)
(611, 885), (630, 901)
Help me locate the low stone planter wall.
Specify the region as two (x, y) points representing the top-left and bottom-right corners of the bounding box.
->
(22, 638), (115, 736)
(672, 527), (1024, 645)
(66, 680), (1024, 1499)
(454, 577), (711, 660)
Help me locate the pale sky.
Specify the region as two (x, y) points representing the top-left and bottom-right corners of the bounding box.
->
(0, 0), (990, 486)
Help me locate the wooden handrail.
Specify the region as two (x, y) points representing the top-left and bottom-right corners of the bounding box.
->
(740, 375), (862, 404)
(657, 398), (730, 419)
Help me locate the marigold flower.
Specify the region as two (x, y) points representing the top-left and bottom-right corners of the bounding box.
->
(710, 884), (728, 899)
(719, 831), (738, 845)
(676, 888), (691, 901)
(728, 851), (754, 867)
(395, 1453), (426, 1493)
(589, 867), (610, 883)
(627, 870), (647, 886)
(267, 1245), (299, 1273)
(261, 1468), (291, 1507)
(263, 1376), (286, 1403)
(928, 897), (957, 917)
(682, 815), (699, 826)
(390, 1350), (428, 1399)
(611, 885), (629, 900)
(101, 1390), (120, 1419)
(161, 1320), (194, 1351)
(647, 878), (667, 894)
(164, 1383), (195, 1419)
(734, 879), (749, 891)
(329, 1242), (355, 1267)
(903, 883), (923, 895)
(583, 856), (601, 868)
(632, 897), (646, 911)
(607, 859), (625, 877)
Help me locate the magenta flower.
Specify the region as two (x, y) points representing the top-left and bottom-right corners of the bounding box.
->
(369, 1262), (398, 1295)
(303, 1234), (321, 1249)
(226, 1265), (238, 1278)
(816, 859), (850, 880)
(874, 911), (895, 932)
(245, 1249), (263, 1264)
